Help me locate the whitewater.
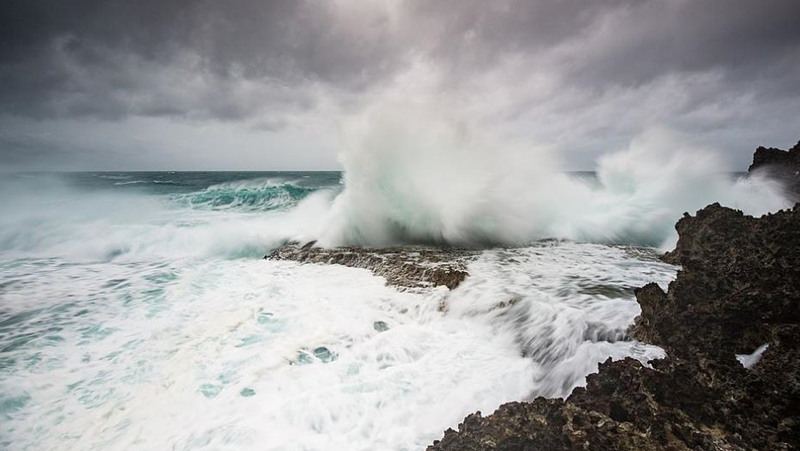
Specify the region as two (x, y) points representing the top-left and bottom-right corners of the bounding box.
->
(0, 125), (792, 450)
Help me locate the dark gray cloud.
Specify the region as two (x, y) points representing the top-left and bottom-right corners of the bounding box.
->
(0, 0), (403, 119)
(3, 0), (800, 118)
(361, 0), (798, 94)
(0, 0), (799, 169)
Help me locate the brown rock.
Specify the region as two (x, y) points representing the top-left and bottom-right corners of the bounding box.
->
(266, 241), (476, 290)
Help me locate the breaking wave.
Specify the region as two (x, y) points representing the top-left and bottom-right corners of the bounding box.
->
(318, 106), (791, 248)
(175, 179), (319, 211)
(0, 110), (792, 261)
(0, 175), (333, 261)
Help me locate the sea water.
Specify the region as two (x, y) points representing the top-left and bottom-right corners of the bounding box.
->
(0, 169), (784, 450)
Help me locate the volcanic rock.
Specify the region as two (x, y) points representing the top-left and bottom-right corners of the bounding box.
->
(748, 140), (800, 198)
(428, 203), (800, 451)
(266, 241), (476, 290)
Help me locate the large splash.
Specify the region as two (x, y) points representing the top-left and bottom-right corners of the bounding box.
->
(318, 106), (791, 248)
(0, 115), (790, 261)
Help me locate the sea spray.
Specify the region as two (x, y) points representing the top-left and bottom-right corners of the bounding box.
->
(319, 106), (790, 248)
(1, 123), (786, 260)
(320, 104), (559, 245)
(551, 128), (788, 247)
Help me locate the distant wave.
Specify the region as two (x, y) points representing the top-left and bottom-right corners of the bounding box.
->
(96, 174), (132, 180)
(0, 173), (333, 261)
(111, 179), (176, 186)
(174, 178), (319, 211)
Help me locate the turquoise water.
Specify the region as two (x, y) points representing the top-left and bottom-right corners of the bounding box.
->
(0, 172), (343, 260)
(42, 171), (343, 193)
(0, 170), (781, 451)
(13, 171), (343, 211)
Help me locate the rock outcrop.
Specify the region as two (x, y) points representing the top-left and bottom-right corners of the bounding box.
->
(748, 140), (800, 198)
(429, 203), (800, 451)
(266, 241), (476, 290)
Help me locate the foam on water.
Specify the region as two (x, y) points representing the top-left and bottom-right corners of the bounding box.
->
(0, 241), (675, 451)
(0, 174), (334, 261)
(451, 242), (675, 397)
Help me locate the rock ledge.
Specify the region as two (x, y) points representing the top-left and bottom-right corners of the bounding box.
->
(266, 242), (477, 290)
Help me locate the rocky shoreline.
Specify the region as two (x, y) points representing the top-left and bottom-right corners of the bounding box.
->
(428, 202), (799, 451)
(427, 144), (800, 451)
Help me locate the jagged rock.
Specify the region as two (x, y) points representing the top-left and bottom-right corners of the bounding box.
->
(429, 203), (800, 451)
(431, 357), (751, 451)
(748, 140), (800, 198)
(266, 241), (476, 290)
(643, 203), (800, 356)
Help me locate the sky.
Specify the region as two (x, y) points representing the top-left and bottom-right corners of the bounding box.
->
(1, 0), (799, 171)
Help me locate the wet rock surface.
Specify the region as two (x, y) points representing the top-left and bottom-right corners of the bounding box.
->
(266, 241), (477, 290)
(428, 203), (800, 451)
(748, 140), (800, 198)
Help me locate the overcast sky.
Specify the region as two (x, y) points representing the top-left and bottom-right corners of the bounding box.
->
(1, 0), (799, 171)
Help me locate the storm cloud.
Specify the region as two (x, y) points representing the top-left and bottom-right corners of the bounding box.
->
(1, 0), (799, 169)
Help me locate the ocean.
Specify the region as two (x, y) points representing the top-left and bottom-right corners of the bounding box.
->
(0, 170), (788, 450)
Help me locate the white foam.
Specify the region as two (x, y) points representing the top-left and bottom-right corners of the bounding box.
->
(0, 258), (533, 451)
(736, 343), (769, 369)
(448, 242), (675, 397)
(318, 107), (791, 248)
(0, 177), (334, 261)
(0, 241), (677, 451)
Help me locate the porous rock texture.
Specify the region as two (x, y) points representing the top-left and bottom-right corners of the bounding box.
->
(748, 140), (800, 198)
(428, 203), (800, 451)
(266, 241), (476, 290)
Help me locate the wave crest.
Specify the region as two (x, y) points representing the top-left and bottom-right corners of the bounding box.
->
(175, 178), (317, 211)
(317, 106), (791, 248)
